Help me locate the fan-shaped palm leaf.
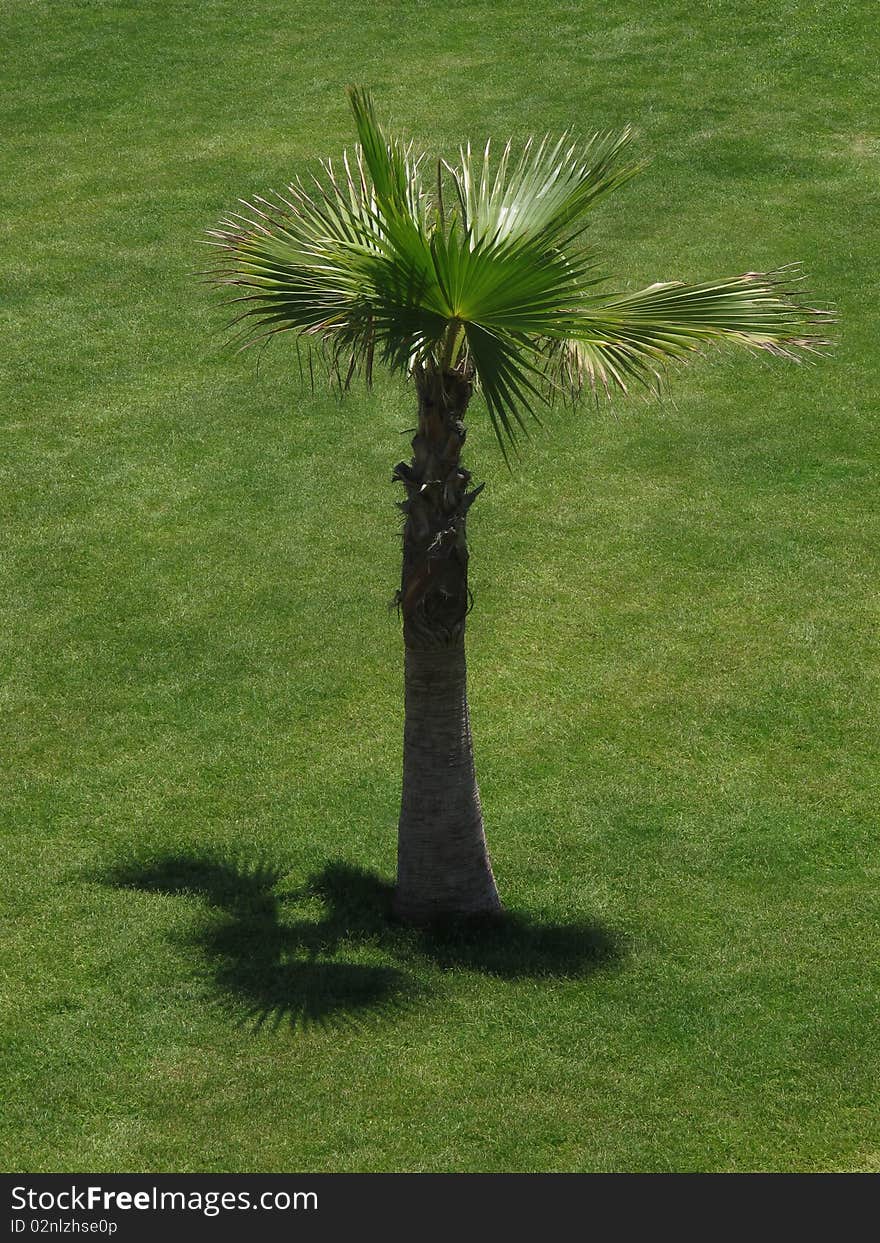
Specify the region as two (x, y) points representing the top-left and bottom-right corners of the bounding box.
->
(204, 88), (832, 451)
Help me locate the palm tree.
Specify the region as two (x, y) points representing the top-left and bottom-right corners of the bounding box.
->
(204, 89), (831, 924)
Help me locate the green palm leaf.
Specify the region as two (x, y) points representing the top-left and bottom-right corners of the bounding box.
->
(554, 269), (833, 397)
(446, 125), (643, 252)
(204, 89), (832, 452)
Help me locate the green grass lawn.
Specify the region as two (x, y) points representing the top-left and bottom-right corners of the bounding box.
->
(2, 0), (878, 1172)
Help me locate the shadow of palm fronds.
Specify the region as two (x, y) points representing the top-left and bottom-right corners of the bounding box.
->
(104, 850), (417, 1031)
(103, 851), (622, 1032)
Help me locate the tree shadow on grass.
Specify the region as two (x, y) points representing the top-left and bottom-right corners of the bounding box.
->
(104, 851), (623, 1032)
(309, 862), (622, 980)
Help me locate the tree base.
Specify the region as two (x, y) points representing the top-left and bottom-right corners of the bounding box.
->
(391, 885), (503, 927)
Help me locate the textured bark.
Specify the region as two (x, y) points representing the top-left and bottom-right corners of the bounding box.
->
(394, 644), (501, 922)
(392, 370), (501, 922)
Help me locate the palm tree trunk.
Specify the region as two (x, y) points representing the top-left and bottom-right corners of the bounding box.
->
(395, 643), (500, 921)
(391, 370), (501, 923)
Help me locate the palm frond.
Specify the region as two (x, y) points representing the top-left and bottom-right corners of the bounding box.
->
(346, 86), (426, 226)
(552, 267), (834, 398)
(205, 136), (449, 376)
(203, 89), (833, 457)
(446, 126), (643, 252)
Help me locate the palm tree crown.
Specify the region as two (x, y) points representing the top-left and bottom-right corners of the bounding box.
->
(206, 88), (831, 453)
